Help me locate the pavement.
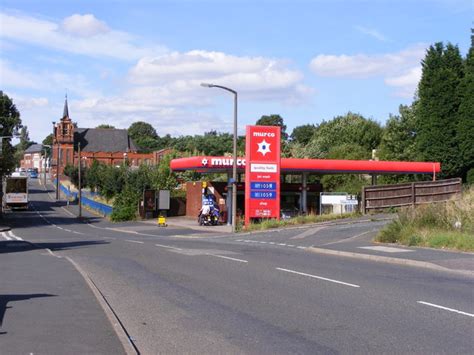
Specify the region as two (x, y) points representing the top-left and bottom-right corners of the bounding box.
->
(0, 238), (128, 354)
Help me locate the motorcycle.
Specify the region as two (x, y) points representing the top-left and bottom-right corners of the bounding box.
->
(198, 206), (220, 226)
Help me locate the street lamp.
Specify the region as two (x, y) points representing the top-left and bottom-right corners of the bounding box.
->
(53, 121), (60, 200)
(42, 145), (52, 185)
(201, 83), (238, 233)
(78, 142), (82, 218)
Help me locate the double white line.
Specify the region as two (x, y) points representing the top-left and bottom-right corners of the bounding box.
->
(1, 231), (23, 241)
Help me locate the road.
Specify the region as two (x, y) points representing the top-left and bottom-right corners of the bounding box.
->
(1, 180), (473, 354)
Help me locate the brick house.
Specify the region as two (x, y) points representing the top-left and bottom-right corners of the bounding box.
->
(52, 97), (170, 178)
(21, 144), (44, 171)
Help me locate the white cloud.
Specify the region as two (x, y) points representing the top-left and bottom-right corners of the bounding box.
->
(0, 11), (167, 60)
(61, 14), (109, 37)
(0, 60), (100, 98)
(129, 50), (312, 103)
(385, 67), (422, 98)
(309, 44), (427, 97)
(355, 26), (388, 42)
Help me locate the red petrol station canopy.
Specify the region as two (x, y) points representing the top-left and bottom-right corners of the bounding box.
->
(170, 156), (441, 175)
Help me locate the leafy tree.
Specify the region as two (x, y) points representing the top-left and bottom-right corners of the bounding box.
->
(256, 114), (288, 140)
(379, 104), (417, 162)
(457, 32), (474, 181)
(0, 92), (22, 176)
(128, 121), (159, 152)
(305, 112), (383, 158)
(96, 124), (116, 129)
(128, 121), (158, 140)
(42, 134), (54, 157)
(290, 124), (317, 145)
(320, 143), (370, 194)
(415, 42), (464, 178)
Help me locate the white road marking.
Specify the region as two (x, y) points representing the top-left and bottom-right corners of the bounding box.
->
(297, 246), (307, 249)
(61, 206), (76, 217)
(8, 231), (23, 241)
(417, 301), (474, 318)
(155, 243), (182, 251)
(278, 243), (287, 246)
(209, 254), (248, 263)
(125, 240), (144, 244)
(276, 267), (360, 288)
(1, 232), (12, 240)
(321, 229), (377, 246)
(359, 246), (414, 253)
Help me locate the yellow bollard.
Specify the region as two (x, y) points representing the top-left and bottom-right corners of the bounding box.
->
(157, 215), (167, 227)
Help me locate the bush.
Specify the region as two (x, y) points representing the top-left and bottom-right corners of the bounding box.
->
(467, 168), (474, 185)
(376, 186), (474, 251)
(111, 187), (140, 222)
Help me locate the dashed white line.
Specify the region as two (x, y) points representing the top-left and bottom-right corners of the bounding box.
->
(125, 240), (144, 244)
(209, 254), (248, 263)
(417, 301), (474, 318)
(8, 231), (23, 241)
(1, 232), (12, 240)
(155, 243), (182, 251)
(276, 267), (360, 288)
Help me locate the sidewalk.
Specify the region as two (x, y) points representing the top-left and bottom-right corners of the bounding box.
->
(0, 241), (128, 354)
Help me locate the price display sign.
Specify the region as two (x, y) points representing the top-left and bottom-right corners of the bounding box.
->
(244, 125), (281, 226)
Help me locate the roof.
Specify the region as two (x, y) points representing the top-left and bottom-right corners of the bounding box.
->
(24, 144), (44, 154)
(170, 156), (441, 175)
(74, 128), (139, 153)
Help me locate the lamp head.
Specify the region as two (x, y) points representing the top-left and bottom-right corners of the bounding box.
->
(200, 83), (213, 88)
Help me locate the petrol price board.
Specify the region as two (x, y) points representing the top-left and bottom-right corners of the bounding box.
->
(244, 125), (281, 226)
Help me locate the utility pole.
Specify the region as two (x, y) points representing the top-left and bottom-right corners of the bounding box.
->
(78, 142), (82, 218)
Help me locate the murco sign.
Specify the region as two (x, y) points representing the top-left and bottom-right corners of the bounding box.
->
(244, 125), (281, 226)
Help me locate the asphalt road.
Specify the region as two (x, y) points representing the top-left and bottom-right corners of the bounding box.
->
(2, 180), (473, 354)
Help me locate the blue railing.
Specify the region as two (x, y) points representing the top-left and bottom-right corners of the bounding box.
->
(54, 179), (113, 216)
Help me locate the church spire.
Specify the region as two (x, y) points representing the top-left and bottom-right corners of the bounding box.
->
(63, 94), (69, 119)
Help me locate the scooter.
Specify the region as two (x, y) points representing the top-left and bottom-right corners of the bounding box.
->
(198, 206), (220, 226)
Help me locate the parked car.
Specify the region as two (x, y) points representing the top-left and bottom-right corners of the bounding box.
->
(29, 171), (38, 178)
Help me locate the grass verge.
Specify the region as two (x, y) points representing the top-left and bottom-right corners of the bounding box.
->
(239, 212), (361, 232)
(376, 186), (474, 252)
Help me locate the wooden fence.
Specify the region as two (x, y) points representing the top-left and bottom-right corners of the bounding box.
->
(361, 178), (462, 214)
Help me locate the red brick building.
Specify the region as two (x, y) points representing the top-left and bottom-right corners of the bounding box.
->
(52, 97), (170, 178)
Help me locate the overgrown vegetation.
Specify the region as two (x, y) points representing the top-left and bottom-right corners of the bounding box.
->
(376, 186), (474, 251)
(240, 212), (361, 232)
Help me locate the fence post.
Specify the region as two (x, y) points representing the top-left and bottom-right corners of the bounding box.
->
(411, 182), (416, 207)
(361, 187), (366, 214)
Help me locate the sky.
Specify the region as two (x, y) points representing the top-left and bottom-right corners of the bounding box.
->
(0, 0), (472, 144)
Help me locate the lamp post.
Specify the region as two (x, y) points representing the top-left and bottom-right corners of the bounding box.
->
(78, 142), (82, 218)
(42, 145), (52, 186)
(53, 121), (60, 200)
(201, 83), (238, 233)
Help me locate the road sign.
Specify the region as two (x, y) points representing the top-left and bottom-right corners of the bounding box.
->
(245, 125), (281, 226)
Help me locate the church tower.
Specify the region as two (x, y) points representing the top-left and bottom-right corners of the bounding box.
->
(53, 96), (75, 176)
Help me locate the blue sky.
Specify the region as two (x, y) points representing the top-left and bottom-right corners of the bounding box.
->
(1, 0), (472, 143)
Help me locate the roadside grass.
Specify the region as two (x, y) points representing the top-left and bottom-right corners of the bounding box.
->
(376, 186), (474, 252)
(239, 212), (361, 232)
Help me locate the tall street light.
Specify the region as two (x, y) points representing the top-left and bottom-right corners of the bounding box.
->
(42, 145), (52, 186)
(53, 121), (60, 200)
(201, 83), (238, 233)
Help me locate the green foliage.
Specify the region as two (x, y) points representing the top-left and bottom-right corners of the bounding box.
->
(304, 112), (383, 158)
(63, 164), (79, 187)
(467, 168), (474, 185)
(0, 91), (22, 176)
(42, 134), (53, 157)
(415, 42), (464, 178)
(256, 114), (288, 140)
(376, 186), (474, 251)
(290, 124), (317, 145)
(456, 44), (474, 181)
(111, 186), (140, 221)
(95, 124), (116, 129)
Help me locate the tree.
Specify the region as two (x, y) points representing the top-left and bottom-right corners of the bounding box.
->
(379, 104), (417, 162)
(0, 91), (22, 176)
(128, 121), (158, 140)
(256, 114), (288, 140)
(96, 124), (116, 129)
(290, 124), (317, 145)
(415, 42), (464, 178)
(42, 134), (54, 157)
(304, 112), (383, 158)
(456, 31), (474, 181)
(128, 121), (159, 152)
